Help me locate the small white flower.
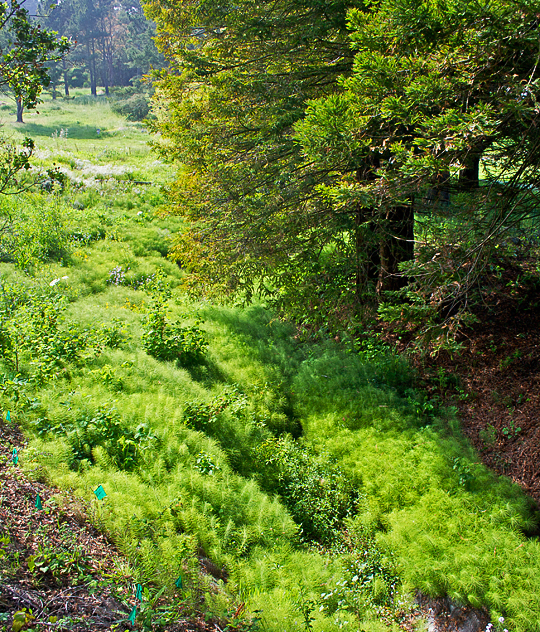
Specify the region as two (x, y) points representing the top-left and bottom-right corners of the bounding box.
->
(49, 275), (68, 287)
(499, 618), (505, 624)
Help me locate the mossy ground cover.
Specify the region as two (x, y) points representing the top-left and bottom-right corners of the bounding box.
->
(0, 94), (539, 632)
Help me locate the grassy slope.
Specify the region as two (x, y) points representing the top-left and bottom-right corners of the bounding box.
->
(0, 93), (539, 632)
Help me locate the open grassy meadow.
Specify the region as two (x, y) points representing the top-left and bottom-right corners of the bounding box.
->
(0, 93), (540, 632)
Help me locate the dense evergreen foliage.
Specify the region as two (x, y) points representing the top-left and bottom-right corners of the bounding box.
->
(145, 0), (364, 318)
(147, 0), (540, 348)
(297, 0), (540, 347)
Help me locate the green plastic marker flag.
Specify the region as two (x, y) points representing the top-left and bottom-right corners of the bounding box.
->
(35, 494), (42, 510)
(175, 575), (183, 589)
(94, 485), (106, 500)
(135, 584), (142, 600)
(12, 448), (18, 465)
(6, 411), (10, 422)
(128, 606), (137, 624)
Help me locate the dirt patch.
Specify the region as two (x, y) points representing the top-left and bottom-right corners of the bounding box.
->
(400, 261), (540, 509)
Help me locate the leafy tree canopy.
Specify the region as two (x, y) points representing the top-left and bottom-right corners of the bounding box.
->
(0, 0), (69, 191)
(148, 0), (540, 340)
(0, 0), (69, 106)
(296, 0), (540, 345)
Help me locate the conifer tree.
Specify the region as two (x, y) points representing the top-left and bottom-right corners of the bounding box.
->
(147, 0), (540, 334)
(296, 0), (540, 334)
(145, 0), (369, 321)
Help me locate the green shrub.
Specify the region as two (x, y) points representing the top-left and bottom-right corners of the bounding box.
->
(141, 277), (208, 365)
(33, 404), (157, 471)
(257, 436), (359, 546)
(110, 94), (150, 121)
(143, 313), (208, 365)
(0, 194), (72, 269)
(319, 518), (400, 620)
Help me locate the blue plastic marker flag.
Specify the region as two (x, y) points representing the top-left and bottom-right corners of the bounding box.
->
(175, 575), (183, 589)
(135, 584), (142, 600)
(12, 448), (18, 465)
(35, 494), (42, 510)
(6, 411), (10, 422)
(94, 485), (107, 500)
(128, 606), (137, 624)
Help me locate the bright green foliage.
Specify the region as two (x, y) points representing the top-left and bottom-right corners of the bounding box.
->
(33, 405), (157, 471)
(193, 452), (220, 476)
(142, 273), (208, 365)
(9, 224), (539, 630)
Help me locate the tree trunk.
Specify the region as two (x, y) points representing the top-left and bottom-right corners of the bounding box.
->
(376, 205), (415, 295)
(63, 58), (70, 97)
(459, 154), (480, 189)
(354, 209), (380, 304)
(89, 40), (97, 96)
(101, 35), (110, 96)
(16, 97), (23, 123)
(353, 159), (385, 303)
(426, 171), (451, 208)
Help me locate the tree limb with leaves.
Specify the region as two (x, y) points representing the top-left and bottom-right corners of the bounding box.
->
(0, 0), (69, 193)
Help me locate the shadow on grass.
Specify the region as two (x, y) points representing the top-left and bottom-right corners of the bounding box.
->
(16, 122), (115, 140)
(206, 304), (304, 377)
(205, 305), (304, 437)
(183, 357), (229, 387)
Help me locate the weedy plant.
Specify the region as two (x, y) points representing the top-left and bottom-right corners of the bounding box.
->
(28, 541), (91, 587)
(142, 270), (208, 365)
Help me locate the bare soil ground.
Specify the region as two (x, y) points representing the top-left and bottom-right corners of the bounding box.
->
(409, 259), (540, 513)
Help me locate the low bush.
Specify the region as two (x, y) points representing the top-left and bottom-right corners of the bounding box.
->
(141, 275), (208, 365)
(0, 194), (72, 270)
(110, 94), (150, 121)
(257, 436), (359, 546)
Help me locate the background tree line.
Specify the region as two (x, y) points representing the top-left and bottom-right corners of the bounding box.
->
(33, 0), (164, 98)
